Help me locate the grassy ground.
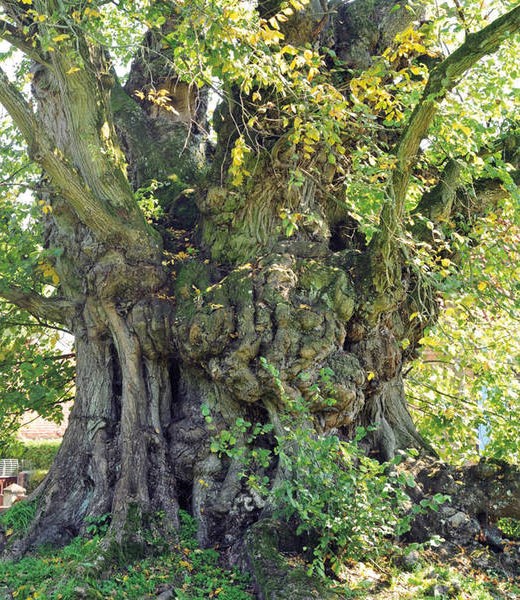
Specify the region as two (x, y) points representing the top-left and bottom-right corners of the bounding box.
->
(0, 511), (253, 600)
(331, 545), (520, 599)
(0, 511), (518, 599)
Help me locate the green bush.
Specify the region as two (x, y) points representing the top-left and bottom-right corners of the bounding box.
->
(6, 440), (61, 470)
(25, 469), (48, 494)
(273, 420), (417, 576)
(260, 358), (437, 578)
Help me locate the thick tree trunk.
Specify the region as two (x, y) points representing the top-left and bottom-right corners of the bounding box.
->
(8, 237), (430, 558)
(1, 2), (519, 598)
(0, 0), (442, 561)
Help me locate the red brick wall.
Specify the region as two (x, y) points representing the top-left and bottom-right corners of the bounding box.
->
(17, 403), (71, 441)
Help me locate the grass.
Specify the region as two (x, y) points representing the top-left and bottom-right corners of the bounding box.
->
(1, 506), (518, 600)
(0, 511), (253, 600)
(0, 499), (38, 537)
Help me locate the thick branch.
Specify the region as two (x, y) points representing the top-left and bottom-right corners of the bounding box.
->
(0, 284), (75, 325)
(368, 6), (520, 296)
(392, 5), (520, 216)
(412, 126), (520, 243)
(0, 66), (151, 250)
(0, 18), (49, 64)
(409, 159), (462, 242)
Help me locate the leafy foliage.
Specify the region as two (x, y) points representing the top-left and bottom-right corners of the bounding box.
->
(274, 420), (417, 576)
(259, 360), (448, 577)
(407, 202), (520, 464)
(0, 99), (74, 446)
(0, 313), (74, 450)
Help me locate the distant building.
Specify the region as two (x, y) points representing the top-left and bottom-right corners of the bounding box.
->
(17, 403), (71, 441)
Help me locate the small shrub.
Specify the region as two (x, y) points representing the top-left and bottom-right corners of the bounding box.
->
(84, 513), (111, 537)
(273, 421), (417, 576)
(261, 358), (422, 577)
(498, 517), (520, 539)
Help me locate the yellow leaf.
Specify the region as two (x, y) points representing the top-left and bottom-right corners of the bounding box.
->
(66, 66), (81, 75)
(268, 16), (280, 30)
(307, 67), (318, 82)
(52, 34), (70, 43)
(84, 7), (101, 17)
(418, 336), (440, 347)
(280, 45), (297, 55)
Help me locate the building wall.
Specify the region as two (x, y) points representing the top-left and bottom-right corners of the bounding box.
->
(17, 403), (71, 441)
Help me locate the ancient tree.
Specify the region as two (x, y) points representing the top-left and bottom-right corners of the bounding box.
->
(0, 0), (518, 588)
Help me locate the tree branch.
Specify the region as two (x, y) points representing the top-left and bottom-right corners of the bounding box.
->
(0, 18), (50, 65)
(392, 5), (520, 216)
(0, 66), (150, 249)
(368, 6), (520, 296)
(0, 284), (76, 325)
(411, 129), (519, 244)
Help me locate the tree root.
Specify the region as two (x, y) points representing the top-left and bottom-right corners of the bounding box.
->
(406, 457), (520, 547)
(241, 518), (343, 600)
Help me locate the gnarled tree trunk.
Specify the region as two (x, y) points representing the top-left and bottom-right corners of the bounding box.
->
(0, 1), (519, 597)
